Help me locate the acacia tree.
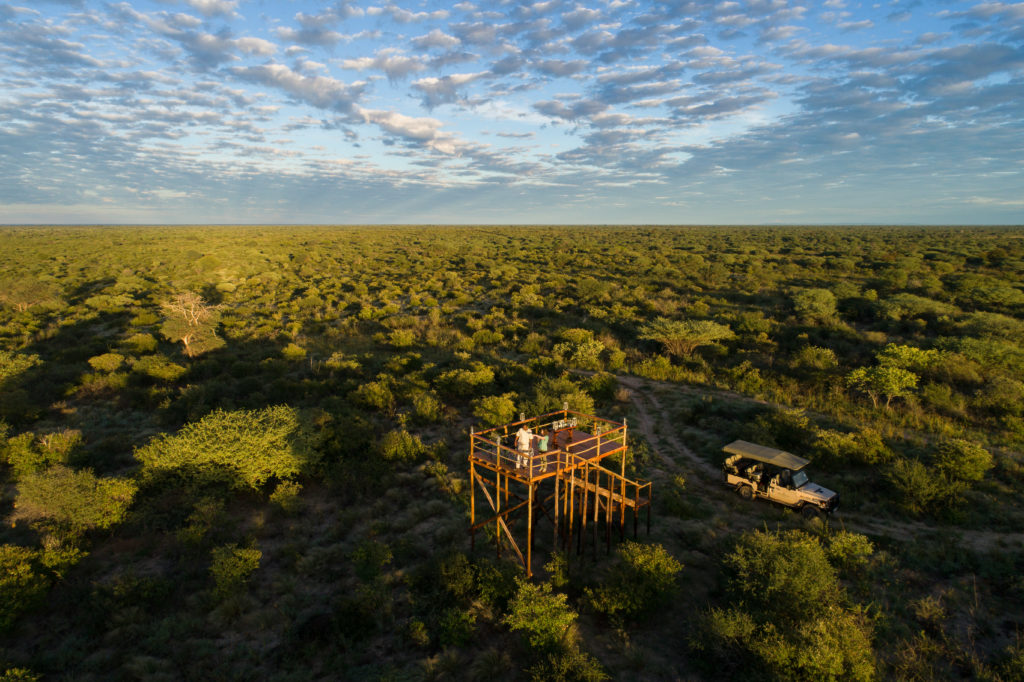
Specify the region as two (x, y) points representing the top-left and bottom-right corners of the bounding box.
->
(846, 365), (918, 409)
(134, 405), (316, 489)
(0, 277), (60, 312)
(638, 318), (735, 358)
(160, 292), (225, 357)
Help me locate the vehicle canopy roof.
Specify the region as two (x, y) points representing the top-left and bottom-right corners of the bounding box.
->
(722, 439), (809, 471)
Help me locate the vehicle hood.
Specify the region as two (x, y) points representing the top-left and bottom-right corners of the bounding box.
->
(801, 482), (836, 500)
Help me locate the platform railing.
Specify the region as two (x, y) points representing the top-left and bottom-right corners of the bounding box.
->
(472, 431), (628, 481)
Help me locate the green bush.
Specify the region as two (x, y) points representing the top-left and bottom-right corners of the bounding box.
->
(134, 405), (317, 489)
(631, 354), (687, 381)
(87, 353), (125, 372)
(437, 363), (495, 397)
(132, 354), (187, 381)
(353, 379), (395, 414)
(792, 288), (837, 322)
(269, 480), (303, 514)
(723, 530), (839, 625)
(125, 332), (159, 353)
(411, 390), (444, 423)
(885, 458), (952, 514)
(472, 393), (517, 427)
(281, 342), (307, 360)
(352, 540), (393, 581)
(553, 329), (605, 370)
(792, 345), (838, 371)
(0, 545), (48, 632)
(0, 349), (41, 387)
(176, 497), (226, 548)
(388, 329), (417, 348)
(378, 429), (427, 463)
(12, 465), (137, 540)
(825, 531), (875, 575)
(695, 529), (876, 681)
(3, 428), (83, 481)
(438, 607), (477, 646)
(210, 543), (261, 598)
(932, 439), (993, 483)
(585, 541), (683, 625)
(504, 578), (578, 651)
(526, 647), (609, 681)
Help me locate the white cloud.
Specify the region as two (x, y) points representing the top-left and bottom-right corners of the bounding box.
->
(340, 49), (426, 81)
(234, 37), (276, 56)
(356, 106), (464, 154)
(411, 28), (461, 50)
(230, 63), (366, 113)
(183, 0), (238, 18)
(412, 71), (487, 107)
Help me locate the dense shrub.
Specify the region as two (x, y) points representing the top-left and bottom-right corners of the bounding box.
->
(553, 329), (605, 370)
(885, 458), (955, 515)
(3, 430), (81, 481)
(932, 439), (993, 483)
(210, 543), (262, 597)
(695, 529), (876, 681)
(134, 405), (317, 489)
(377, 429), (427, 463)
(0, 545), (48, 632)
(585, 541), (683, 626)
(12, 465), (137, 539)
(0, 349), (40, 387)
(87, 353), (125, 372)
(792, 287), (838, 322)
(504, 578), (578, 651)
(131, 354), (187, 381)
(472, 393), (518, 427)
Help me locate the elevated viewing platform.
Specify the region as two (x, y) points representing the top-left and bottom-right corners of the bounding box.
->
(469, 409), (628, 482)
(468, 407), (652, 576)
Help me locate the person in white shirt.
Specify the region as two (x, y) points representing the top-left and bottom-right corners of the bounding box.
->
(515, 425), (532, 469)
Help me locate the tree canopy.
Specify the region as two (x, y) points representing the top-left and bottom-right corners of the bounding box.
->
(638, 318), (735, 357)
(134, 405), (317, 489)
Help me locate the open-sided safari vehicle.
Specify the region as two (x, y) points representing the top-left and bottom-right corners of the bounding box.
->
(722, 439), (838, 518)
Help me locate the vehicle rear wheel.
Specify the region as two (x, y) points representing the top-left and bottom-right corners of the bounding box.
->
(801, 504), (820, 519)
(739, 485), (753, 500)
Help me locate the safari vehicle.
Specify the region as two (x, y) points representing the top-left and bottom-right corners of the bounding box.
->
(722, 440), (838, 518)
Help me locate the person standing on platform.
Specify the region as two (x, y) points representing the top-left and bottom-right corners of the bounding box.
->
(515, 425), (532, 470)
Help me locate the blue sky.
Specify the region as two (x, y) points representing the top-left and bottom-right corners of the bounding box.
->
(1, 0), (1022, 224)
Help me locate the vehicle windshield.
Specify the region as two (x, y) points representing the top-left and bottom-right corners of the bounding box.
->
(791, 470), (808, 488)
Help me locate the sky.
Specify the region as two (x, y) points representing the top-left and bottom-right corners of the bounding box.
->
(1, 0), (1022, 225)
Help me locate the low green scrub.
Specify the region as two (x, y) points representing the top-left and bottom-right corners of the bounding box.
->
(585, 541), (683, 627)
(693, 529), (876, 681)
(210, 543), (262, 598)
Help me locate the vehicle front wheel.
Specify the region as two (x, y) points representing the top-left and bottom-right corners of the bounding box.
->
(801, 504), (821, 519)
(739, 485), (753, 500)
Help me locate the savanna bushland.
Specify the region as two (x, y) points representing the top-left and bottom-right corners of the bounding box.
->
(1, 225), (1023, 680)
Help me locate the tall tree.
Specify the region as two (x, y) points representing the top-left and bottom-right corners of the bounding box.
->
(160, 292), (225, 357)
(846, 365), (918, 409)
(638, 318), (735, 358)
